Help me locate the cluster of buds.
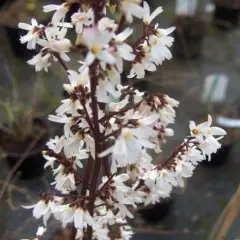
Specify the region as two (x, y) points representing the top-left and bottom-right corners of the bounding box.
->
(19, 0), (226, 239)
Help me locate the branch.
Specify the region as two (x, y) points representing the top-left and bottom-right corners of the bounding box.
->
(99, 100), (143, 123)
(52, 52), (69, 71)
(0, 130), (46, 202)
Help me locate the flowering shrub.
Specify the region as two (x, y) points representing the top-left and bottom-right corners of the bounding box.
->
(19, 0), (226, 239)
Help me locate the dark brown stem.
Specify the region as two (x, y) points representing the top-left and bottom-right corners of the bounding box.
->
(101, 143), (110, 177)
(97, 173), (115, 194)
(86, 61), (103, 239)
(53, 193), (91, 199)
(70, 225), (77, 240)
(116, 14), (126, 34)
(158, 138), (197, 170)
(101, 129), (121, 142)
(79, 98), (95, 134)
(81, 155), (94, 196)
(99, 100), (143, 123)
(52, 52), (69, 71)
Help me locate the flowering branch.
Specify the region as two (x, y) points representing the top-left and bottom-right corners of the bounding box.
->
(19, 0), (226, 239)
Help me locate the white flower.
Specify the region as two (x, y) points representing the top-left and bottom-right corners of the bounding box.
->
(100, 174), (130, 202)
(113, 28), (135, 72)
(93, 227), (109, 240)
(198, 136), (222, 160)
(23, 199), (57, 225)
(175, 159), (195, 178)
(18, 18), (43, 49)
(43, 3), (71, 25)
(36, 226), (46, 237)
(132, 114), (159, 142)
(27, 52), (52, 72)
(82, 28), (116, 65)
(63, 69), (90, 94)
(128, 42), (156, 79)
(144, 178), (168, 205)
(46, 136), (65, 153)
(143, 1), (163, 25)
(127, 150), (154, 181)
(149, 26), (175, 65)
(37, 27), (71, 62)
(115, 203), (134, 219)
(71, 8), (94, 34)
(96, 77), (121, 103)
(164, 94), (180, 108)
(189, 115), (226, 143)
(181, 147), (204, 165)
(120, 224), (134, 240)
(98, 17), (117, 32)
(52, 167), (76, 193)
(120, 0), (144, 23)
(57, 205), (94, 230)
(152, 95), (179, 125)
(43, 152), (56, 169)
(156, 168), (177, 188)
(100, 128), (142, 173)
(74, 208), (94, 229)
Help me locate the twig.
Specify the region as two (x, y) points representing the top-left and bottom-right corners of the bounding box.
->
(208, 185), (240, 240)
(0, 130), (45, 202)
(0, 181), (37, 203)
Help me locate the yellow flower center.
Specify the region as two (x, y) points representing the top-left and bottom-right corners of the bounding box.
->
(122, 128), (132, 140)
(91, 44), (100, 54)
(192, 129), (199, 135)
(64, 3), (71, 10)
(156, 30), (163, 38)
(162, 171), (167, 177)
(78, 16), (86, 21)
(153, 39), (158, 45)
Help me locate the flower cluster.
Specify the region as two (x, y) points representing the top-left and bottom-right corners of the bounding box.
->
(19, 1), (226, 240)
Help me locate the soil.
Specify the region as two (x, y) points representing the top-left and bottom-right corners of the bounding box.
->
(0, 119), (48, 155)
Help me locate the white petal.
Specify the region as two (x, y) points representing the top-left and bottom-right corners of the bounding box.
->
(139, 139), (155, 148)
(208, 114), (213, 126)
(159, 26), (175, 36)
(18, 23), (32, 30)
(60, 52), (70, 62)
(33, 201), (46, 219)
(148, 6), (163, 23)
(48, 114), (68, 123)
(111, 159), (117, 173)
(209, 127), (226, 136)
(85, 52), (96, 65)
(84, 211), (94, 226)
(143, 1), (150, 20)
(99, 145), (114, 157)
(43, 209), (51, 226)
(98, 50), (116, 65)
(22, 204), (36, 209)
(52, 9), (66, 25)
(116, 28), (133, 42)
(189, 121), (196, 130)
(43, 4), (58, 12)
(76, 22), (83, 34)
(117, 173), (129, 182)
(74, 209), (84, 229)
(31, 18), (38, 26)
